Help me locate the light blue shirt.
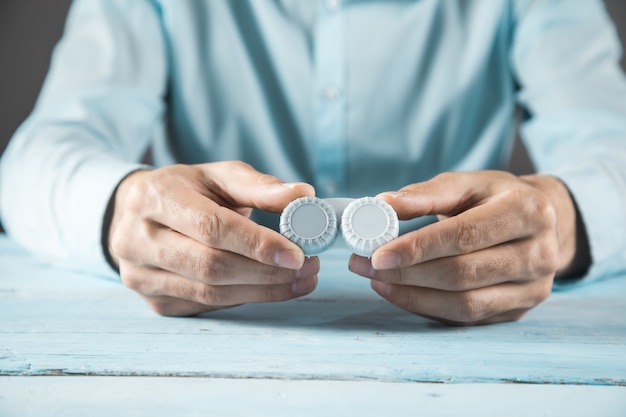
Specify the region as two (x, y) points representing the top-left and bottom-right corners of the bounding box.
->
(1, 0), (626, 281)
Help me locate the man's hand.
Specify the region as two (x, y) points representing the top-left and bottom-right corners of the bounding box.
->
(107, 161), (318, 316)
(349, 171), (578, 326)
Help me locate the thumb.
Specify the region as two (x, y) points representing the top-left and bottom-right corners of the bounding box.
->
(376, 173), (487, 220)
(199, 161), (315, 213)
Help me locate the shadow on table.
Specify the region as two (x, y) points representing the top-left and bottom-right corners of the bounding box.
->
(195, 296), (479, 334)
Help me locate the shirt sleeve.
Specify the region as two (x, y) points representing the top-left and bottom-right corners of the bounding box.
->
(0, 0), (167, 278)
(511, 0), (626, 284)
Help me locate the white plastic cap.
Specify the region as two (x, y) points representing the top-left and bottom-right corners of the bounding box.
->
(340, 197), (399, 257)
(279, 196), (338, 256)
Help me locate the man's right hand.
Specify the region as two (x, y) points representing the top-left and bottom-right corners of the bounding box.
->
(106, 161), (318, 316)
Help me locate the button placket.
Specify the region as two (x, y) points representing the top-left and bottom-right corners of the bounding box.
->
(313, 0), (347, 197)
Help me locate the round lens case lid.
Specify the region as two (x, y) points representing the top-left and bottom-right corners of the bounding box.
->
(279, 196), (338, 256)
(341, 197), (399, 257)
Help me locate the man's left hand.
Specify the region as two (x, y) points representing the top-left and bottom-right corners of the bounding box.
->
(349, 171), (578, 326)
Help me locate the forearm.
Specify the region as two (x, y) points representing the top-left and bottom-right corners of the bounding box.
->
(514, 0), (626, 282)
(0, 0), (167, 276)
(0, 123), (145, 277)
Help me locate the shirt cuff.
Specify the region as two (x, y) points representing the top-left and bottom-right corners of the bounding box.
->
(60, 156), (149, 280)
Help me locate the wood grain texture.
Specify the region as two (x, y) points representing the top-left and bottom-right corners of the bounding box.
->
(1, 377), (625, 417)
(1, 235), (625, 387)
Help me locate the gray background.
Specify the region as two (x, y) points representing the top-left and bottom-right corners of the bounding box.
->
(1, 0), (625, 172)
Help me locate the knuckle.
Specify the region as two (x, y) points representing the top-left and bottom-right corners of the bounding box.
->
(259, 265), (283, 285)
(194, 211), (222, 246)
(246, 232), (270, 261)
(124, 178), (153, 213)
(120, 270), (140, 291)
(120, 267), (150, 294)
(505, 187), (525, 207)
(109, 231), (131, 257)
(456, 222), (483, 253)
(220, 160), (252, 173)
(232, 160), (252, 170)
(534, 278), (554, 304)
(543, 245), (560, 275)
(374, 268), (406, 285)
(111, 220), (151, 260)
(496, 256), (517, 280)
(197, 284), (220, 306)
(433, 171), (455, 184)
(157, 244), (180, 270)
(110, 221), (144, 257)
(410, 238), (427, 262)
(265, 284), (291, 302)
(194, 251), (224, 283)
(453, 293), (484, 323)
(392, 268), (410, 285)
(524, 193), (557, 230)
(531, 238), (560, 276)
(450, 261), (478, 291)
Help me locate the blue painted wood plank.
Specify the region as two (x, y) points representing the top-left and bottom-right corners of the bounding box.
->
(1, 377), (625, 417)
(1, 235), (625, 385)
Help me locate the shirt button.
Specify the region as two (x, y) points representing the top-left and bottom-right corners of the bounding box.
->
(326, 0), (341, 12)
(323, 85), (340, 100)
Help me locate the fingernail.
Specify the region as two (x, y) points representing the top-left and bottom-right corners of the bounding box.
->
(296, 257), (320, 279)
(372, 251), (401, 270)
(348, 256), (375, 278)
(273, 249), (304, 270)
(292, 276), (317, 295)
(371, 281), (392, 298)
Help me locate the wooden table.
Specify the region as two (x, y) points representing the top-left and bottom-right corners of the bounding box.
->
(1, 234), (624, 416)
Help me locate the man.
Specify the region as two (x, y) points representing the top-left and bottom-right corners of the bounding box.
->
(1, 1), (625, 325)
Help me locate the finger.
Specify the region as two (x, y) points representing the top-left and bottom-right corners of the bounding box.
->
(199, 161), (315, 213)
(350, 235), (559, 290)
(123, 226), (320, 285)
(120, 263), (318, 306)
(372, 190), (557, 270)
(130, 162), (315, 269)
(410, 308), (532, 327)
(370, 276), (553, 325)
(146, 194), (307, 269)
(376, 171), (517, 219)
(141, 295), (225, 317)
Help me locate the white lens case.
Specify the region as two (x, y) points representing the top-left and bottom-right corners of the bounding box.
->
(280, 196), (399, 257)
